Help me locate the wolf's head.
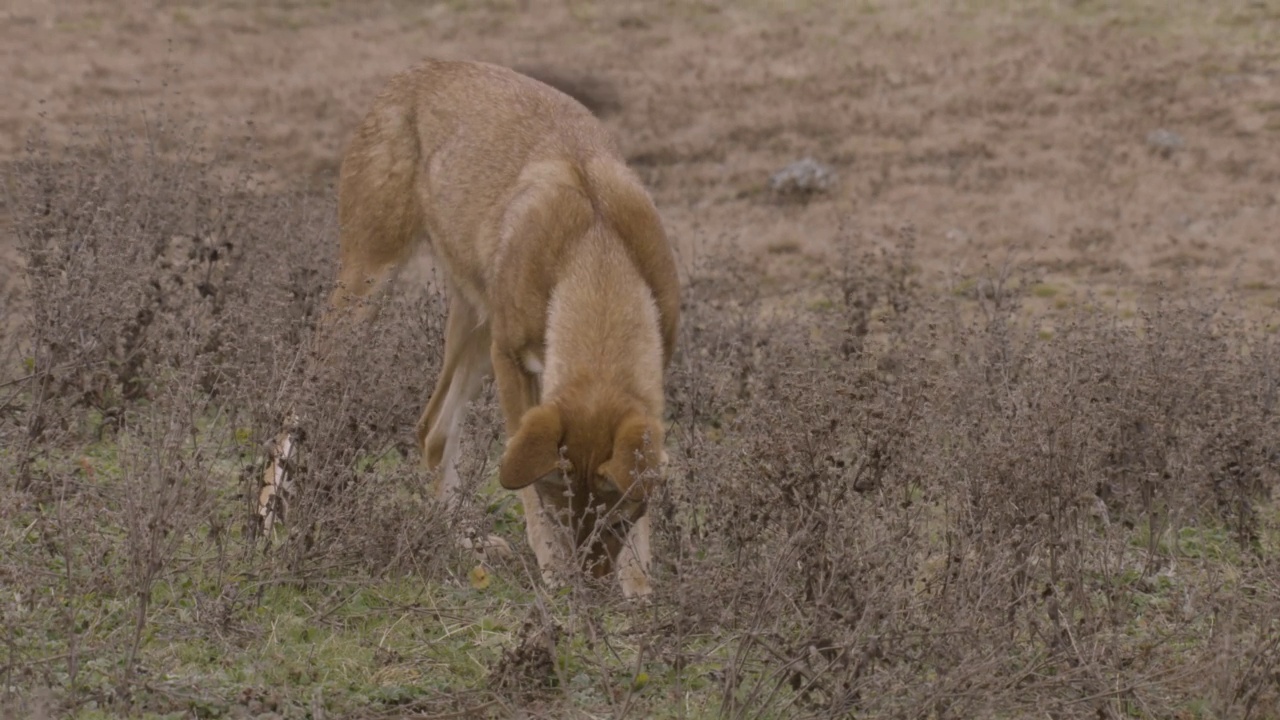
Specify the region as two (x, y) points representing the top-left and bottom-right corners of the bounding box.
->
(499, 398), (666, 580)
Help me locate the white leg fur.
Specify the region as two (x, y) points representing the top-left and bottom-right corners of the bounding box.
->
(420, 332), (513, 557)
(519, 486), (571, 589)
(616, 450), (667, 597)
(433, 352), (491, 502)
(617, 513), (653, 598)
(445, 358), (514, 556)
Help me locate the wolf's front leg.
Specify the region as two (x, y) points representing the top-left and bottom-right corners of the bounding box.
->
(616, 513), (654, 599)
(519, 486), (574, 591)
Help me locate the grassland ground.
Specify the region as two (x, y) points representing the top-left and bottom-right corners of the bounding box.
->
(2, 1), (1279, 718)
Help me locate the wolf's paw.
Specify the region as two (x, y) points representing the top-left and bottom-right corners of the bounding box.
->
(620, 575), (654, 602)
(539, 566), (567, 594)
(458, 533), (513, 559)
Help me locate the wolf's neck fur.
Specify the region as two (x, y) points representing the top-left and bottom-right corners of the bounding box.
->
(541, 224), (665, 418)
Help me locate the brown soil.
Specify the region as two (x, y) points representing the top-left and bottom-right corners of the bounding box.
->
(3, 0), (1279, 309)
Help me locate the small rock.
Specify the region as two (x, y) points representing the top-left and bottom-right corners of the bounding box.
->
(1145, 128), (1184, 158)
(768, 157), (838, 200)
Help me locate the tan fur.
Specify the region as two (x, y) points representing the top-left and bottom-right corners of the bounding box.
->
(282, 59), (679, 598)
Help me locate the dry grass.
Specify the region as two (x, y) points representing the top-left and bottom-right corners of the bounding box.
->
(1, 101), (1279, 720)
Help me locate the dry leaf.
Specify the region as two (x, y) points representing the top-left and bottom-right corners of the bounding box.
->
(469, 565), (491, 591)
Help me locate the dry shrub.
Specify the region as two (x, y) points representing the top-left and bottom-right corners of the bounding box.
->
(0, 105), (480, 712)
(2, 113), (274, 707)
(652, 230), (1279, 717)
(249, 281), (485, 580)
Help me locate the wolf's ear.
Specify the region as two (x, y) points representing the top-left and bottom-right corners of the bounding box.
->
(594, 414), (664, 498)
(500, 404), (570, 490)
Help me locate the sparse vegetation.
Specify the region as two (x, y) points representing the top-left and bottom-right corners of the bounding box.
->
(3, 0), (1280, 716)
(1, 102), (1278, 719)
